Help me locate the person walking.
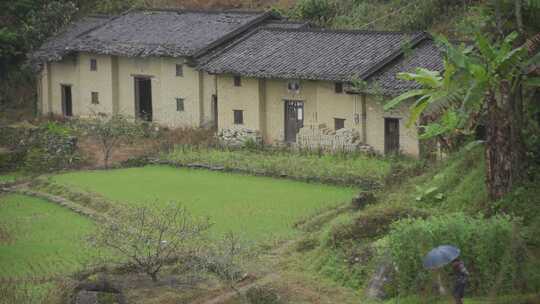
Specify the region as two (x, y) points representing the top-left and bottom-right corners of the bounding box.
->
(451, 258), (469, 304)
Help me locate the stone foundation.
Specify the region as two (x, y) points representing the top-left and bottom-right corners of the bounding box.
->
(295, 125), (375, 153)
(217, 127), (262, 147)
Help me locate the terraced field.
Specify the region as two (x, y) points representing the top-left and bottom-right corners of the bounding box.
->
(52, 166), (357, 241)
(0, 194), (99, 277)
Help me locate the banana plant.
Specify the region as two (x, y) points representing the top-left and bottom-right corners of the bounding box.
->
(386, 31), (540, 200)
(385, 31), (540, 139)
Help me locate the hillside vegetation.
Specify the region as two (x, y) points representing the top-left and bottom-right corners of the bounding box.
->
(289, 144), (540, 301)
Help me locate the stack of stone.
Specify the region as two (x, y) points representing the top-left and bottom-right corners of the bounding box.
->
(217, 127), (262, 147)
(296, 125), (375, 153)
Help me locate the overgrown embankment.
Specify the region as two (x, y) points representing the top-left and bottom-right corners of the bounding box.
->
(165, 147), (418, 188)
(289, 144), (540, 302)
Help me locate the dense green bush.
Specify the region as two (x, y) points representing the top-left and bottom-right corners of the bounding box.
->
(387, 213), (528, 296)
(292, 0), (335, 24)
(245, 285), (282, 304)
(326, 205), (428, 248)
(0, 121), (80, 173)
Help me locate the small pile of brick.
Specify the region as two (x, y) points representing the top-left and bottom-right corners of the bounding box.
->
(217, 127), (263, 147)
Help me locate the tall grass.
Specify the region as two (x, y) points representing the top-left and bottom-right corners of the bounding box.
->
(166, 146), (416, 187)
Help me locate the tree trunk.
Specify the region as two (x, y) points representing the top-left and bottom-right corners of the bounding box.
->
(515, 0), (524, 35)
(485, 80), (524, 201)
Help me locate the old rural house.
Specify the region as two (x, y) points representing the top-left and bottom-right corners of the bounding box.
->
(32, 9), (443, 156)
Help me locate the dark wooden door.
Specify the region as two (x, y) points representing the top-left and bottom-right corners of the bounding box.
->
(384, 118), (400, 154)
(61, 85), (72, 117)
(135, 77), (152, 121)
(284, 100), (304, 143)
(212, 94), (218, 130)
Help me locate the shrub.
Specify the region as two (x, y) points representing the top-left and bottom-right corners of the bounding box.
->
(203, 232), (249, 289)
(0, 121), (80, 173)
(91, 202), (211, 282)
(295, 235), (320, 252)
(326, 205), (428, 248)
(72, 115), (150, 168)
(387, 213), (528, 296)
(293, 0), (334, 24)
(245, 285), (282, 304)
(158, 127), (217, 153)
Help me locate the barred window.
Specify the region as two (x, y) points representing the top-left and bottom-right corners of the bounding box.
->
(91, 92), (99, 104)
(176, 98), (185, 111)
(334, 118), (345, 130)
(233, 76), (241, 87)
(176, 64), (183, 77)
(233, 110), (243, 125)
(90, 59), (97, 71)
(335, 82), (343, 94)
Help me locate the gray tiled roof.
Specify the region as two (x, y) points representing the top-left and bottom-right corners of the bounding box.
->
(30, 15), (111, 63)
(365, 39), (444, 94)
(197, 28), (428, 82)
(31, 10), (272, 64)
(196, 19), (310, 66)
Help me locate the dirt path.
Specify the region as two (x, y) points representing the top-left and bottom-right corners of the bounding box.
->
(192, 238), (296, 304)
(194, 273), (281, 304)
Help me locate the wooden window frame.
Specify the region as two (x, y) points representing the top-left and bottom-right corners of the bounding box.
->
(233, 76), (242, 87)
(287, 80), (300, 92)
(334, 118), (345, 130)
(90, 58), (97, 71)
(335, 82), (344, 94)
(91, 92), (99, 104)
(176, 64), (184, 77)
(233, 110), (244, 125)
(176, 98), (185, 112)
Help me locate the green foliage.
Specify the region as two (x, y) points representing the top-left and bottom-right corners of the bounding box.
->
(166, 147), (412, 187)
(492, 179), (540, 227)
(386, 32), (536, 142)
(387, 213), (528, 296)
(305, 145), (489, 294)
(326, 0), (470, 32)
(326, 205), (428, 248)
(242, 137), (260, 151)
(0, 121), (81, 173)
(73, 114), (150, 168)
(292, 0), (335, 25)
(93, 0), (146, 14)
(245, 285), (282, 304)
(0, 0), (77, 70)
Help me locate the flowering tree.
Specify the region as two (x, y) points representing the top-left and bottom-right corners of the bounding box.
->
(92, 202), (211, 282)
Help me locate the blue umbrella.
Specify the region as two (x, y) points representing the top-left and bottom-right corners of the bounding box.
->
(423, 245), (460, 269)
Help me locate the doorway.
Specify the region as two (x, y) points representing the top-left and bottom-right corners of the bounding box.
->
(284, 100), (304, 143)
(384, 118), (400, 154)
(211, 94), (218, 130)
(134, 77), (152, 121)
(61, 85), (73, 117)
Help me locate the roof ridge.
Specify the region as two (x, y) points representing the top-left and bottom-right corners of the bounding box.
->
(66, 9), (134, 44)
(191, 11), (275, 58)
(135, 8), (267, 14)
(195, 26), (265, 66)
(265, 19), (308, 24)
(359, 32), (430, 81)
(85, 14), (115, 19)
(260, 27), (425, 35)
